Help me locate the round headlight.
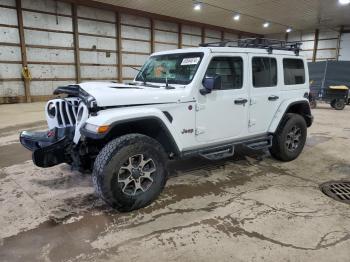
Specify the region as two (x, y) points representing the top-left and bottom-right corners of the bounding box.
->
(47, 102), (56, 118)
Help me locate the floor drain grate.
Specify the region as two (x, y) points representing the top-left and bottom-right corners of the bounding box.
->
(320, 181), (350, 204)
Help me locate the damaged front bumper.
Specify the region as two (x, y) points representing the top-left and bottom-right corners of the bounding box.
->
(20, 127), (75, 168)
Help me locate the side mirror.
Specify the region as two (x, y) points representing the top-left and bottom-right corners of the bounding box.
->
(200, 75), (221, 95)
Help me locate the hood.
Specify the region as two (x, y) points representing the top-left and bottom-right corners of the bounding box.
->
(77, 82), (192, 107)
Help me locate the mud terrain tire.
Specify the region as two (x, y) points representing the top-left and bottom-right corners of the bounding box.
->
(269, 113), (307, 162)
(92, 134), (167, 212)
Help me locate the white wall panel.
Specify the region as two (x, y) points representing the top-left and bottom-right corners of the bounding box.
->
(318, 39), (338, 49)
(205, 29), (221, 39)
(316, 50), (337, 59)
(122, 40), (150, 53)
(29, 64), (75, 78)
(154, 20), (177, 32)
(77, 6), (115, 22)
(121, 14), (150, 27)
(0, 82), (24, 97)
(23, 11), (73, 32)
(122, 54), (148, 66)
(155, 30), (178, 43)
(0, 46), (22, 61)
(121, 25), (150, 40)
(30, 81), (72, 96)
(27, 48), (75, 63)
(154, 43), (177, 52)
(78, 19), (115, 36)
(80, 65), (116, 78)
(0, 27), (20, 44)
(302, 41), (314, 50)
(122, 67), (139, 79)
(22, 0), (71, 15)
(24, 30), (74, 47)
(319, 30), (338, 39)
(0, 7), (18, 26)
(0, 64), (22, 78)
(182, 34), (201, 46)
(1, 0), (16, 7)
(79, 35), (116, 50)
(182, 25), (201, 35)
(301, 31), (315, 41)
(80, 51), (117, 64)
(339, 33), (350, 61)
(224, 32), (238, 41)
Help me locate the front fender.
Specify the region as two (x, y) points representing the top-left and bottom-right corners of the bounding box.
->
(81, 107), (181, 151)
(268, 98), (311, 133)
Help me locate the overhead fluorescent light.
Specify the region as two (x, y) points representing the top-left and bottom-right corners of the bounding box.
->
(263, 22), (270, 28)
(339, 0), (350, 5)
(233, 13), (240, 21)
(193, 2), (202, 11)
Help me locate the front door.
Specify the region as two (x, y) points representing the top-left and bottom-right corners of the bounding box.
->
(195, 54), (249, 143)
(248, 55), (280, 134)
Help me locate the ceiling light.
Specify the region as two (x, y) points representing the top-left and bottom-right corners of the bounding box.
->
(263, 22), (270, 28)
(233, 13), (240, 21)
(193, 2), (202, 11)
(339, 0), (350, 5)
(286, 27), (292, 33)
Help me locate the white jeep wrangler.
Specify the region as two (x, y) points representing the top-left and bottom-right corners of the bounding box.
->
(20, 38), (313, 211)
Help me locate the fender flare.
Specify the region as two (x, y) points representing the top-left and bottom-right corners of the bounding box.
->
(268, 99), (313, 133)
(81, 114), (181, 156)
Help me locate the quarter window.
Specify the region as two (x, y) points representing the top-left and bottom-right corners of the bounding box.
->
(252, 57), (277, 87)
(205, 57), (243, 90)
(283, 59), (305, 85)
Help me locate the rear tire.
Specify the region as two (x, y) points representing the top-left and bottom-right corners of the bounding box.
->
(333, 99), (346, 110)
(269, 113), (307, 162)
(92, 134), (167, 212)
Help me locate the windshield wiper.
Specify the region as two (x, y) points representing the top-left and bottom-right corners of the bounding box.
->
(129, 66), (161, 88)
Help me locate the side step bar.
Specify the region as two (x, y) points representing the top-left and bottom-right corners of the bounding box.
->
(243, 136), (273, 150)
(182, 134), (273, 160)
(199, 145), (234, 161)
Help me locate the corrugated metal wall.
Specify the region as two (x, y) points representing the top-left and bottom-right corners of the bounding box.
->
(0, 0), (243, 104)
(266, 29), (348, 62)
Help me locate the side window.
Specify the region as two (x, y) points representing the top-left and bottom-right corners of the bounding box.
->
(205, 57), (243, 90)
(283, 59), (305, 85)
(252, 57), (277, 88)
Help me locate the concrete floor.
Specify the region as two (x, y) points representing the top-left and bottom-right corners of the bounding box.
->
(0, 102), (350, 262)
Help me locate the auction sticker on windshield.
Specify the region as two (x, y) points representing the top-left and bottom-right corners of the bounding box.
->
(181, 57), (200, 66)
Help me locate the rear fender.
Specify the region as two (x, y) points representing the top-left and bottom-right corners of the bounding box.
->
(268, 98), (312, 133)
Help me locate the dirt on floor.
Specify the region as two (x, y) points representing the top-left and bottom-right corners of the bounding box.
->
(0, 103), (349, 262)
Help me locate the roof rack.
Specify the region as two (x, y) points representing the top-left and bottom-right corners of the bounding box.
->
(199, 38), (302, 55)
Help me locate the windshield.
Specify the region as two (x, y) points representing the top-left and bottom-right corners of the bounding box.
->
(135, 52), (204, 85)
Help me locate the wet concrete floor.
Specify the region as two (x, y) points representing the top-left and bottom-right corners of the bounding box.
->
(0, 102), (350, 261)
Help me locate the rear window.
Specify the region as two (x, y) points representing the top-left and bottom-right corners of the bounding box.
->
(283, 59), (305, 85)
(252, 57), (277, 88)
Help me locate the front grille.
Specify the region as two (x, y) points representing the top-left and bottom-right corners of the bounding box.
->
(54, 99), (80, 127)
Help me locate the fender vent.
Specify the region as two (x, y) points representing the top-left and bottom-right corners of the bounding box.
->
(163, 111), (173, 123)
(320, 181), (350, 204)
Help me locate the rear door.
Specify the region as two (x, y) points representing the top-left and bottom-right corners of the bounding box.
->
(248, 55), (281, 134)
(195, 54), (249, 143)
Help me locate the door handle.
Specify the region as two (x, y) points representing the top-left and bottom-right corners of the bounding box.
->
(268, 95), (279, 101)
(234, 98), (248, 105)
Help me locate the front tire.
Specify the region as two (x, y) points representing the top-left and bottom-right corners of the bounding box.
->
(269, 113), (307, 162)
(92, 134), (167, 212)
